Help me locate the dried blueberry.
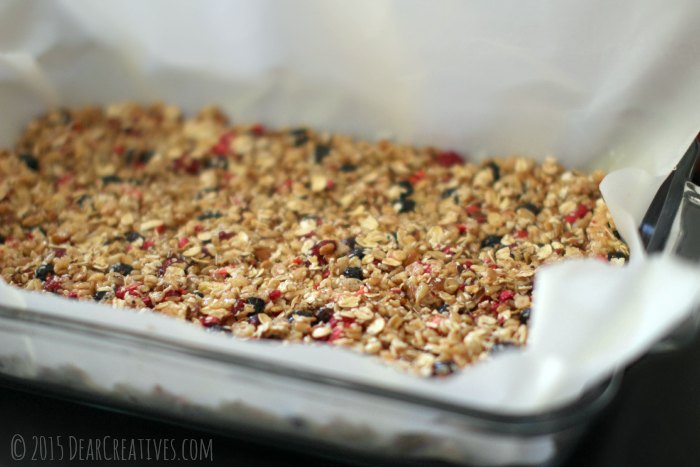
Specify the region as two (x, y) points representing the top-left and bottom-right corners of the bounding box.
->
(204, 157), (228, 170)
(519, 308), (531, 324)
(612, 228), (622, 240)
(138, 150), (155, 164)
(0, 234), (5, 244)
(290, 128), (309, 147)
(93, 290), (108, 301)
(110, 263), (133, 276)
(342, 236), (357, 250)
(481, 235), (502, 248)
(397, 180), (414, 199)
(125, 231), (143, 243)
(491, 342), (518, 353)
(101, 175), (122, 185)
(35, 263), (54, 281)
(518, 203), (541, 215)
(441, 187), (457, 199)
(486, 161), (500, 181)
(437, 304), (450, 314)
(393, 198), (416, 213)
(339, 163), (357, 172)
(607, 251), (629, 262)
(246, 297), (266, 314)
(197, 211), (223, 221)
(19, 153), (39, 172)
(76, 194), (91, 207)
(343, 267), (364, 280)
(316, 307), (333, 323)
(349, 247), (365, 259)
(314, 144), (331, 163)
(248, 314), (261, 326)
(194, 291), (204, 298)
(432, 361), (457, 377)
(289, 310), (315, 322)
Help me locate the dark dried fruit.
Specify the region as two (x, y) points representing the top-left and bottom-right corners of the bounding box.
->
(204, 157), (229, 170)
(311, 239), (337, 258)
(246, 297), (266, 314)
(76, 194), (91, 206)
(316, 307), (333, 323)
(441, 187), (457, 199)
(486, 161), (500, 181)
(349, 247), (365, 259)
(289, 310), (315, 322)
(20, 153), (39, 172)
(397, 180), (414, 198)
(435, 151), (464, 167)
(518, 203), (540, 215)
(197, 211), (223, 221)
(491, 342), (518, 353)
(110, 263), (133, 276)
(519, 308), (531, 324)
(125, 231), (143, 243)
(612, 228), (622, 240)
(342, 236), (357, 250)
(339, 163), (357, 172)
(432, 360), (457, 377)
(101, 175), (122, 184)
(481, 235), (502, 248)
(194, 291), (204, 298)
(290, 128), (308, 147)
(93, 290), (108, 301)
(343, 267), (364, 280)
(393, 198), (416, 213)
(138, 150), (155, 164)
(437, 304), (450, 314)
(314, 144), (331, 163)
(248, 314), (261, 326)
(35, 263), (54, 281)
(0, 234), (5, 244)
(607, 251), (629, 262)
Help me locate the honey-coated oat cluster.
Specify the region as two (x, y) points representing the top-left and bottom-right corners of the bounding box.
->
(0, 103), (628, 376)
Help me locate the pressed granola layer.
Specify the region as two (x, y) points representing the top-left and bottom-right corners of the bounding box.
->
(0, 103), (628, 376)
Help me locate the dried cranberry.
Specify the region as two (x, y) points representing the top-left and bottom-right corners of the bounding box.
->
(19, 153), (39, 172)
(519, 308), (531, 324)
(250, 123), (265, 136)
(43, 276), (61, 293)
(35, 264), (54, 281)
(218, 231), (234, 240)
(248, 314), (261, 326)
(110, 263), (133, 276)
(246, 297), (266, 314)
(343, 267), (363, 280)
(141, 239), (156, 250)
(499, 290), (515, 302)
(53, 248), (66, 258)
(456, 224), (468, 235)
(515, 229), (528, 238)
(481, 235), (502, 249)
(201, 315), (221, 327)
(269, 289), (282, 301)
(435, 150), (464, 167)
(178, 237), (189, 249)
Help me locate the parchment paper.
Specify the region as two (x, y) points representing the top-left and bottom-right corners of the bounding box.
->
(1, 0), (700, 414)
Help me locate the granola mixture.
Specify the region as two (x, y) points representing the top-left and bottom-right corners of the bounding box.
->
(0, 103), (628, 376)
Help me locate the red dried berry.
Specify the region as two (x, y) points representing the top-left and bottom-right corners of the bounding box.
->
(53, 248), (67, 258)
(269, 289), (282, 301)
(201, 315), (221, 327)
(218, 230), (233, 240)
(435, 150), (464, 167)
(310, 240), (337, 259)
(515, 229), (528, 238)
(250, 123), (265, 136)
(141, 239), (156, 250)
(114, 145), (125, 155)
(456, 224), (468, 235)
(178, 237), (189, 249)
(499, 290), (515, 302)
(409, 170), (426, 184)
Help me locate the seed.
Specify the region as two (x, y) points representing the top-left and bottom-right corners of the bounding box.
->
(518, 203), (540, 215)
(519, 308), (531, 324)
(314, 144), (331, 163)
(396, 180), (414, 198)
(101, 175), (122, 184)
(339, 163), (357, 172)
(316, 307), (333, 323)
(246, 297), (266, 314)
(35, 263), (54, 281)
(19, 153), (39, 171)
(125, 231), (143, 242)
(481, 235), (502, 248)
(197, 211), (223, 221)
(343, 267), (364, 280)
(393, 198), (416, 213)
(485, 161), (501, 181)
(93, 290), (108, 301)
(110, 263), (134, 276)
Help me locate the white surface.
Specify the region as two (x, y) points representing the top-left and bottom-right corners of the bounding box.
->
(1, 0), (700, 414)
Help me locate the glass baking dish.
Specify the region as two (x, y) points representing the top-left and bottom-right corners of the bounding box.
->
(0, 301), (620, 466)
